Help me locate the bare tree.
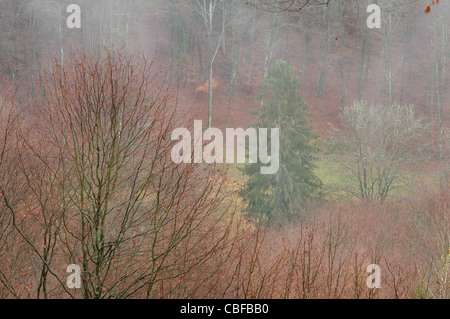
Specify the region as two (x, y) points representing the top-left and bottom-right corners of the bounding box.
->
(430, 6), (448, 159)
(41, 51), (237, 298)
(0, 96), (24, 298)
(332, 101), (432, 203)
(371, 0), (421, 104)
(0, 50), (240, 299)
(194, 0), (226, 128)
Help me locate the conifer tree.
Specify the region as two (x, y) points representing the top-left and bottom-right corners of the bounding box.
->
(241, 60), (322, 225)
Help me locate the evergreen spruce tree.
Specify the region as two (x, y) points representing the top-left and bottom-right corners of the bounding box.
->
(241, 60), (322, 225)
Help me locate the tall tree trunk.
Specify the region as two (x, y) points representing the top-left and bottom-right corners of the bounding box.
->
(261, 11), (278, 109)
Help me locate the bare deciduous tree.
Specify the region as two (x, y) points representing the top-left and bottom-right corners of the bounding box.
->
(332, 101), (432, 203)
(0, 50), (240, 299)
(194, 0), (226, 128)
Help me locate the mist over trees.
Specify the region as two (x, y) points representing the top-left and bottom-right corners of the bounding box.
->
(0, 0), (449, 299)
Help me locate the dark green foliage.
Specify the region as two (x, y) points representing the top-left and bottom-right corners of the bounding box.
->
(241, 60), (322, 225)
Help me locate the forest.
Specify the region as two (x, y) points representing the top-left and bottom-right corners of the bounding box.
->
(0, 0), (449, 299)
